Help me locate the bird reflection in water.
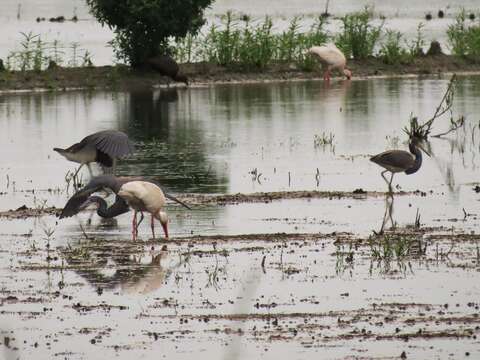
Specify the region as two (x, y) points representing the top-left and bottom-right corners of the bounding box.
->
(377, 194), (396, 235)
(122, 245), (168, 294)
(154, 87), (179, 104)
(63, 242), (172, 295)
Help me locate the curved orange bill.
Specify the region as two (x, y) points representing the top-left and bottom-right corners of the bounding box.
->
(161, 222), (169, 239)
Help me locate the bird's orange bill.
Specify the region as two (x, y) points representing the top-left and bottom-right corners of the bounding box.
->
(161, 222), (169, 239)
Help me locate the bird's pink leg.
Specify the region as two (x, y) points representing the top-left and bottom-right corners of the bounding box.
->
(132, 210), (137, 241)
(150, 214), (156, 240)
(136, 212), (144, 237)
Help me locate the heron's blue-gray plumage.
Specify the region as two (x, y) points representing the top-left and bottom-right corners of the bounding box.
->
(53, 130), (134, 168)
(370, 142), (422, 174)
(82, 130), (134, 159)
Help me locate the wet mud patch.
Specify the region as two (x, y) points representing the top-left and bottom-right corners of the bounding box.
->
(0, 222), (479, 359)
(0, 189), (418, 219)
(177, 190), (417, 206)
(0, 205), (60, 219)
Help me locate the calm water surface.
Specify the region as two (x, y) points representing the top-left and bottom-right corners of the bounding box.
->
(0, 75), (480, 236)
(0, 77), (480, 359)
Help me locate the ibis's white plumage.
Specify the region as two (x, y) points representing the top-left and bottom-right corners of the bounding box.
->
(309, 44), (346, 67)
(118, 181), (169, 240)
(308, 43), (351, 81)
(118, 181), (166, 213)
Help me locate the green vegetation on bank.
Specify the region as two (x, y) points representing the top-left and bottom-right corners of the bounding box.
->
(447, 10), (480, 58)
(1, 8), (479, 73)
(3, 32), (92, 72)
(173, 8), (480, 69)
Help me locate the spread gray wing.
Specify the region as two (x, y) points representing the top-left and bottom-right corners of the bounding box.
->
(60, 175), (122, 218)
(82, 130), (135, 159)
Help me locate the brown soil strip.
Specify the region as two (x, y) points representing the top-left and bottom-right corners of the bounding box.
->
(0, 206), (60, 219)
(0, 189), (417, 218)
(0, 55), (478, 93)
(155, 231), (353, 244)
(176, 189), (416, 206)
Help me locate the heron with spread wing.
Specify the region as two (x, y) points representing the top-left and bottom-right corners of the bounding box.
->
(53, 130), (135, 176)
(59, 175), (190, 241)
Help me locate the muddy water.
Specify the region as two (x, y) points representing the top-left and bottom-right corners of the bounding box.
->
(1, 76), (480, 359)
(2, 0), (480, 65)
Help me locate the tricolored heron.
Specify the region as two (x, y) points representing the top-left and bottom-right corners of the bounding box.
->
(59, 175), (190, 240)
(370, 139), (430, 193)
(53, 130), (134, 176)
(308, 44), (352, 82)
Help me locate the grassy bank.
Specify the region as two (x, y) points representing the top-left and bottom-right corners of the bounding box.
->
(0, 54), (479, 92)
(1, 8), (480, 91)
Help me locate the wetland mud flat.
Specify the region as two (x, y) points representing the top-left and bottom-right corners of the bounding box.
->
(1, 224), (479, 359)
(1, 75), (480, 359)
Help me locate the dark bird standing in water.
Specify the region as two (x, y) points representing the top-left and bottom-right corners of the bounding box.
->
(53, 130), (134, 176)
(370, 139), (430, 193)
(59, 175), (191, 240)
(146, 55), (189, 86)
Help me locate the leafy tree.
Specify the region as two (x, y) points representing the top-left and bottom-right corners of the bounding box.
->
(86, 0), (214, 67)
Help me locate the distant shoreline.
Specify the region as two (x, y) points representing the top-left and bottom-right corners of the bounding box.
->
(0, 54), (479, 93)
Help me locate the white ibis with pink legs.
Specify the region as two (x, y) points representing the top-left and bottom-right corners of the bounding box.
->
(308, 44), (352, 82)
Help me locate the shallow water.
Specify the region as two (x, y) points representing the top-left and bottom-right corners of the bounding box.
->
(2, 0), (479, 65)
(1, 76), (480, 359)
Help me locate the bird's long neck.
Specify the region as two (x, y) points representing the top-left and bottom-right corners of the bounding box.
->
(405, 143), (422, 175)
(89, 196), (111, 218)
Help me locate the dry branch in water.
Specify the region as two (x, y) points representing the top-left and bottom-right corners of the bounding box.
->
(403, 74), (464, 140)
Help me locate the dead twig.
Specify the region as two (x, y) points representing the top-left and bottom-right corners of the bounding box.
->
(432, 116), (465, 138)
(404, 74), (457, 139)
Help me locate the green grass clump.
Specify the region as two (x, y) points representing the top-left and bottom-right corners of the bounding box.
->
(447, 10), (480, 58)
(293, 16), (329, 70)
(180, 12), (329, 70)
(408, 22), (426, 57)
(6, 32), (94, 71)
(369, 234), (414, 260)
(336, 7), (383, 59)
(379, 30), (410, 65)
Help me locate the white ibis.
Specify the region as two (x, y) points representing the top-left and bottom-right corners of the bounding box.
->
(59, 175), (191, 241)
(146, 55), (189, 86)
(370, 139), (430, 193)
(53, 130), (134, 176)
(308, 43), (352, 82)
